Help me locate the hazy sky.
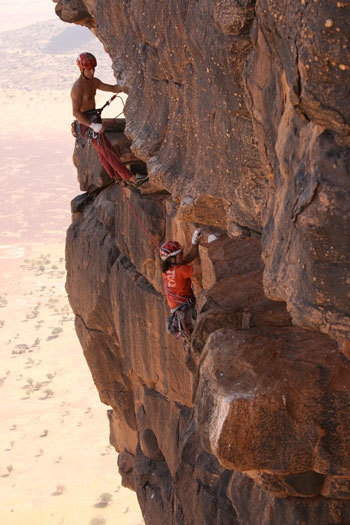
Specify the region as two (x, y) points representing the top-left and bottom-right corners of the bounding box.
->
(0, 0), (56, 32)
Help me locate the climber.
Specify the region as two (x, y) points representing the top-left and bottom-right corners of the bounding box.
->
(71, 52), (148, 187)
(160, 229), (202, 340)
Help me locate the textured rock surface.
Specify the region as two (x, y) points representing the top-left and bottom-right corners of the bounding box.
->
(244, 0), (350, 345)
(57, 0), (349, 523)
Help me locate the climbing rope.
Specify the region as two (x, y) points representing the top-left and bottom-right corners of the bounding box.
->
(94, 94), (126, 119)
(105, 94), (126, 120)
(114, 95), (126, 119)
(95, 94), (159, 248)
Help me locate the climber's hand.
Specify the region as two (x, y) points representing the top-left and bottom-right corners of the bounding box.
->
(191, 229), (202, 245)
(90, 122), (103, 133)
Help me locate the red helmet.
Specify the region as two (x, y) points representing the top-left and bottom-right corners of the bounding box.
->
(76, 52), (97, 69)
(159, 241), (183, 261)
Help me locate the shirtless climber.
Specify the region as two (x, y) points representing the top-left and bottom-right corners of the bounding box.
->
(71, 52), (148, 187)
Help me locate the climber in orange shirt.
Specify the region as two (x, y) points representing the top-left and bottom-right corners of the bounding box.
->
(159, 229), (202, 338)
(71, 52), (148, 187)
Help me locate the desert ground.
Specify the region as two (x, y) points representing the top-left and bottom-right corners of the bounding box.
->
(0, 17), (143, 524)
(0, 245), (143, 525)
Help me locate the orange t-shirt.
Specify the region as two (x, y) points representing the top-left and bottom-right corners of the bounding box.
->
(162, 265), (194, 310)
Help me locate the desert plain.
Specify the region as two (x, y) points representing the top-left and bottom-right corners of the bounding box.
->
(0, 14), (143, 525)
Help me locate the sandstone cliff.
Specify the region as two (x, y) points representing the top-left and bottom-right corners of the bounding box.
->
(55, 1), (349, 523)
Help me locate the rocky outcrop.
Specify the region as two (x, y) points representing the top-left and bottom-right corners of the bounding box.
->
(58, 1), (349, 523)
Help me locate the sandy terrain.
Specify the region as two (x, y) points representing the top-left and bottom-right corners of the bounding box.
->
(0, 10), (143, 521)
(0, 244), (143, 525)
(0, 56), (142, 525)
(0, 252), (146, 525)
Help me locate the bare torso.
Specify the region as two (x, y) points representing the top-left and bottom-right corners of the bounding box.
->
(70, 75), (101, 127)
(71, 71), (122, 127)
(71, 76), (98, 113)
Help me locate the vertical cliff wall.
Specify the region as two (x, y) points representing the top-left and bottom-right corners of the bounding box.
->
(56, 1), (349, 523)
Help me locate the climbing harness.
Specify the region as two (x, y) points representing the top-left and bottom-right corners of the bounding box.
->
(163, 280), (196, 344)
(166, 302), (196, 345)
(71, 94), (125, 140)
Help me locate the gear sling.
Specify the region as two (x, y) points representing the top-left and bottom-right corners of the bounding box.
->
(164, 283), (196, 341)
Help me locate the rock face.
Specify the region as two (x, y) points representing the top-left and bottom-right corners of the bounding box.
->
(57, 1), (349, 523)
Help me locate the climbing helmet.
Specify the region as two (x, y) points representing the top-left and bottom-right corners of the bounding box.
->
(76, 52), (97, 70)
(159, 241), (183, 261)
